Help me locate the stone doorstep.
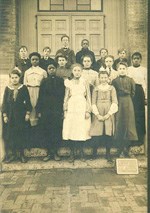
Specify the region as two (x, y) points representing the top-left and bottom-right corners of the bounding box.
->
(1, 154), (147, 172)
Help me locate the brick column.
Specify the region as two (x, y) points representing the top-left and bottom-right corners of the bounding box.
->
(126, 0), (148, 66)
(0, 0), (19, 75)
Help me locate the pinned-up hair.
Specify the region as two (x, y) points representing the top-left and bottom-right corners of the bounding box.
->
(9, 69), (22, 77)
(71, 63), (83, 71)
(131, 52), (142, 59)
(19, 45), (28, 51)
(99, 48), (108, 54)
(29, 52), (41, 60)
(61, 35), (70, 41)
(55, 53), (68, 62)
(99, 70), (109, 77)
(82, 54), (93, 63)
(116, 61), (128, 69)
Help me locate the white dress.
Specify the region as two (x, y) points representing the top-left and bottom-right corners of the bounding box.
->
(63, 78), (91, 141)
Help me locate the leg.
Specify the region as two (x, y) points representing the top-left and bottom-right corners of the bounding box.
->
(105, 136), (113, 162)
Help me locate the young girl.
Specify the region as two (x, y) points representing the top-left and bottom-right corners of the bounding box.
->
(112, 62), (138, 157)
(128, 52), (147, 145)
(82, 55), (99, 93)
(24, 52), (47, 127)
(2, 69), (32, 163)
(36, 63), (65, 161)
(62, 63), (91, 162)
(90, 71), (118, 162)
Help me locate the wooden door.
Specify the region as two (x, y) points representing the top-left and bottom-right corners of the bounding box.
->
(72, 16), (104, 57)
(37, 16), (70, 57)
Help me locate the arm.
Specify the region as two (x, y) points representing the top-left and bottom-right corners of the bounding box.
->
(85, 82), (91, 113)
(107, 87), (118, 115)
(23, 86), (32, 121)
(63, 87), (70, 112)
(130, 78), (135, 98)
(91, 88), (99, 116)
(35, 80), (45, 114)
(1, 87), (9, 123)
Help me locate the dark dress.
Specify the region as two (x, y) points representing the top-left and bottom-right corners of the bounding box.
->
(1, 85), (32, 151)
(112, 76), (138, 141)
(36, 75), (65, 151)
(39, 57), (56, 71)
(55, 48), (76, 68)
(95, 58), (105, 72)
(76, 48), (96, 69)
(15, 58), (31, 83)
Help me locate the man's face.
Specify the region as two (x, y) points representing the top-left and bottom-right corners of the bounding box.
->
(81, 40), (89, 49)
(105, 57), (113, 68)
(62, 37), (69, 47)
(119, 51), (126, 59)
(43, 48), (51, 58)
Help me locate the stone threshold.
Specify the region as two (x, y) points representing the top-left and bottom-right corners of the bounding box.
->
(0, 155), (147, 172)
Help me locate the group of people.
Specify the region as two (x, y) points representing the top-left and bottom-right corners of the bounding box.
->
(1, 35), (147, 164)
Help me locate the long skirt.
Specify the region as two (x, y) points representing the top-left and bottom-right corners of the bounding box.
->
(114, 95), (138, 141)
(132, 84), (146, 145)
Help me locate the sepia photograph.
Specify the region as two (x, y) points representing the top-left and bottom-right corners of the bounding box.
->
(0, 0), (148, 212)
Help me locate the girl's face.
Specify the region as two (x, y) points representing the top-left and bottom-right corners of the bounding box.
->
(118, 64), (127, 76)
(99, 74), (109, 85)
(119, 51), (126, 59)
(31, 55), (39, 67)
(10, 74), (20, 85)
(47, 65), (56, 75)
(19, 48), (28, 59)
(105, 57), (113, 68)
(132, 55), (141, 67)
(83, 57), (92, 68)
(100, 50), (108, 58)
(72, 66), (82, 79)
(58, 57), (67, 67)
(43, 49), (50, 58)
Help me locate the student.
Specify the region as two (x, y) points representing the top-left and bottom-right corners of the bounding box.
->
(113, 48), (129, 71)
(2, 69), (32, 163)
(102, 55), (118, 83)
(90, 71), (118, 162)
(82, 55), (99, 94)
(55, 54), (72, 79)
(112, 62), (138, 157)
(128, 52), (147, 145)
(76, 39), (96, 69)
(36, 63), (65, 161)
(15, 45), (31, 83)
(63, 63), (91, 162)
(55, 35), (76, 68)
(39, 46), (56, 71)
(95, 48), (108, 71)
(24, 52), (47, 127)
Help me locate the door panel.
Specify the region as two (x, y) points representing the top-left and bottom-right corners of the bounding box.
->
(72, 16), (104, 56)
(37, 16), (69, 56)
(37, 15), (104, 57)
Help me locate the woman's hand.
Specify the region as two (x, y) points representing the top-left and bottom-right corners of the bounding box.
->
(3, 116), (8, 123)
(25, 114), (30, 121)
(103, 113), (110, 120)
(97, 114), (104, 121)
(85, 112), (90, 119)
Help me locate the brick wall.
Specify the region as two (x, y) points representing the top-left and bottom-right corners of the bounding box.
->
(126, 0), (148, 67)
(0, 0), (18, 75)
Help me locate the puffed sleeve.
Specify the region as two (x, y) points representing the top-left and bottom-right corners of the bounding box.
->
(130, 78), (135, 98)
(43, 70), (47, 79)
(1, 87), (8, 116)
(108, 86), (118, 115)
(63, 79), (71, 111)
(85, 82), (91, 113)
(23, 85), (32, 112)
(91, 87), (99, 115)
(35, 79), (45, 113)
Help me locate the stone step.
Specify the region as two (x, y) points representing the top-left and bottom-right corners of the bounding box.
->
(1, 155), (147, 172)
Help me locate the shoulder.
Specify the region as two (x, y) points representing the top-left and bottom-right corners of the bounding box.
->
(64, 79), (72, 88)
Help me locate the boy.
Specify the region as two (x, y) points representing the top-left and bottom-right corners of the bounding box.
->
(56, 54), (71, 79)
(39, 46), (56, 71)
(113, 48), (130, 71)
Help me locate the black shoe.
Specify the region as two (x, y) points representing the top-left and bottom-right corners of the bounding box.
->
(123, 150), (130, 158)
(68, 155), (74, 163)
(21, 156), (28, 163)
(54, 154), (61, 161)
(43, 155), (52, 162)
(5, 155), (15, 163)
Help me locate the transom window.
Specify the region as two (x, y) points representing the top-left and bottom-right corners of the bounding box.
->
(38, 0), (103, 11)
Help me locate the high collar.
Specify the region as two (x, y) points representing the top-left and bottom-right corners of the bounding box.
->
(133, 64), (140, 68)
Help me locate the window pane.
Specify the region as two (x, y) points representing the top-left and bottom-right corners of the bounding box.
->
(91, 0), (102, 10)
(77, 0), (90, 4)
(77, 5), (90, 10)
(51, 5), (63, 10)
(51, 0), (63, 4)
(64, 0), (76, 10)
(39, 0), (50, 10)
